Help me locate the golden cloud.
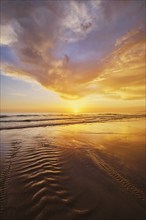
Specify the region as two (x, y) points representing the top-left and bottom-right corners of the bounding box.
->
(1, 1), (145, 101)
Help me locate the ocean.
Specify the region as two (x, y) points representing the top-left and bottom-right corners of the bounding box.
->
(0, 113), (145, 130)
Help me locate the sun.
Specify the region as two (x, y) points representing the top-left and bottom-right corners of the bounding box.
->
(67, 100), (84, 114)
(73, 109), (80, 114)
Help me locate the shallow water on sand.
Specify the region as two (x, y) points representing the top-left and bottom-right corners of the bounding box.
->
(0, 115), (146, 220)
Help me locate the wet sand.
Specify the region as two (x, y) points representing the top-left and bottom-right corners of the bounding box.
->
(0, 118), (146, 220)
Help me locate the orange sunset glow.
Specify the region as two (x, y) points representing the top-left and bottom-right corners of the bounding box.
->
(0, 1), (146, 220)
(0, 0), (145, 113)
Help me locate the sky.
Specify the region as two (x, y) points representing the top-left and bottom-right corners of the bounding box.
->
(0, 0), (145, 113)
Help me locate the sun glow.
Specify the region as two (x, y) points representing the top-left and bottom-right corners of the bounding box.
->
(67, 100), (84, 114)
(73, 108), (80, 114)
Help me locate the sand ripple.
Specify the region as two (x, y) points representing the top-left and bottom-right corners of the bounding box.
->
(84, 149), (146, 203)
(1, 133), (145, 220)
(1, 141), (97, 220)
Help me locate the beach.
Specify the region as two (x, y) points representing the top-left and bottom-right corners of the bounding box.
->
(0, 114), (146, 220)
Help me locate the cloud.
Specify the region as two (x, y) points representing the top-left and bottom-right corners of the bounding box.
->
(11, 92), (26, 97)
(0, 0), (145, 100)
(92, 27), (145, 100)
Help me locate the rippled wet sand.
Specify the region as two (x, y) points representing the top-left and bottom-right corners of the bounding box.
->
(0, 118), (146, 220)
